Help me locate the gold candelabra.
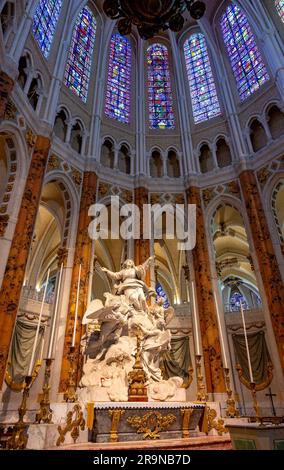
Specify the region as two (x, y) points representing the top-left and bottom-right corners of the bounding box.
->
(195, 355), (208, 402)
(6, 375), (33, 450)
(223, 368), (239, 418)
(35, 358), (54, 424)
(64, 346), (78, 403)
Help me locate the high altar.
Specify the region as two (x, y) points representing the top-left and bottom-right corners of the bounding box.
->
(76, 256), (207, 444)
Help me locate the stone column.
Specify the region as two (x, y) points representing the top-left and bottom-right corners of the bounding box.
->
(0, 136), (50, 387)
(186, 187), (226, 393)
(239, 170), (284, 372)
(59, 172), (97, 392)
(0, 70), (14, 120)
(134, 187), (150, 286)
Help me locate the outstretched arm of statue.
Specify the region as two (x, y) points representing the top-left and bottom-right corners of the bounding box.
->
(101, 267), (122, 281)
(140, 256), (155, 272)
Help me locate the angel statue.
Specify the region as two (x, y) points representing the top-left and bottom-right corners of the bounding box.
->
(101, 256), (156, 312)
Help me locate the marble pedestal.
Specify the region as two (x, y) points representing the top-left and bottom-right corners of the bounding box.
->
(226, 422), (284, 450)
(27, 423), (88, 450)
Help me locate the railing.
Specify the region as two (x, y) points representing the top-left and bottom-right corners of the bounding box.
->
(21, 286), (54, 305)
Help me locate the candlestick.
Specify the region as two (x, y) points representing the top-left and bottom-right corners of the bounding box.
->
(223, 367), (239, 418)
(64, 346), (78, 403)
(195, 354), (208, 402)
(6, 375), (33, 450)
(240, 302), (254, 383)
(28, 269), (50, 376)
(191, 281), (201, 356)
(39, 336), (45, 363)
(47, 262), (63, 359)
(72, 264), (81, 348)
(35, 358), (54, 424)
(213, 291), (228, 369)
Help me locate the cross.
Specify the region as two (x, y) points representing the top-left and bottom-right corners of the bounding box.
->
(265, 387), (277, 416)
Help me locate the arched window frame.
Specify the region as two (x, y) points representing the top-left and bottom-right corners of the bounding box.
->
(183, 33), (221, 124)
(147, 43), (175, 130)
(32, 0), (63, 58)
(220, 2), (270, 102)
(64, 6), (96, 103)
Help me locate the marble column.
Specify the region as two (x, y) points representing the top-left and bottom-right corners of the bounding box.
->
(134, 187), (150, 286)
(0, 70), (14, 120)
(0, 136), (50, 388)
(186, 187), (226, 393)
(59, 172), (97, 392)
(239, 170), (284, 373)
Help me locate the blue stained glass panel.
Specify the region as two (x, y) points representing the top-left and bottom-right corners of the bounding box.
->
(221, 3), (270, 101)
(147, 44), (175, 129)
(64, 6), (96, 103)
(184, 33), (221, 124)
(105, 33), (131, 124)
(276, 0), (284, 22)
(156, 283), (170, 308)
(32, 0), (63, 58)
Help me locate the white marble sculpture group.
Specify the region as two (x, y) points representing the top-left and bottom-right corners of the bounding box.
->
(79, 257), (184, 402)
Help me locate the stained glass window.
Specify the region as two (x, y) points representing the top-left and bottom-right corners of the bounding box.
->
(229, 291), (248, 312)
(184, 33), (221, 124)
(105, 33), (131, 124)
(32, 0), (63, 58)
(276, 0), (284, 22)
(221, 3), (270, 101)
(64, 6), (96, 103)
(156, 283), (170, 308)
(147, 44), (175, 129)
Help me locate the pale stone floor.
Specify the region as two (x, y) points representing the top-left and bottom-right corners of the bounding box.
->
(50, 436), (232, 451)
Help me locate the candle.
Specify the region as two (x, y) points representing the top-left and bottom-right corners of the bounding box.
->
(191, 281), (201, 355)
(39, 335), (45, 362)
(214, 291), (228, 369)
(47, 263), (64, 359)
(240, 302), (254, 383)
(28, 269), (50, 376)
(72, 264), (82, 348)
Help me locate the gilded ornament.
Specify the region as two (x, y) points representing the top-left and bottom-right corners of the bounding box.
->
(4, 100), (17, 120)
(25, 129), (37, 151)
(226, 180), (241, 199)
(0, 214), (9, 237)
(206, 406), (227, 436)
(56, 404), (85, 446)
(108, 409), (125, 442)
(98, 182), (109, 197)
(47, 154), (60, 172)
(257, 166), (271, 188)
(71, 168), (83, 189)
(127, 411), (176, 439)
(202, 188), (215, 207)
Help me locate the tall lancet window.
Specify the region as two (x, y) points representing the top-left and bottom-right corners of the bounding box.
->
(276, 0), (284, 22)
(32, 0), (63, 58)
(147, 43), (175, 129)
(221, 3), (270, 101)
(105, 33), (132, 124)
(184, 33), (221, 124)
(64, 6), (96, 103)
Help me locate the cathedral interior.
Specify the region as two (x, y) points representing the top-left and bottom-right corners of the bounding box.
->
(0, 0), (284, 451)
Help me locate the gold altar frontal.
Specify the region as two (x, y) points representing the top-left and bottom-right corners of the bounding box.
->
(86, 402), (207, 443)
